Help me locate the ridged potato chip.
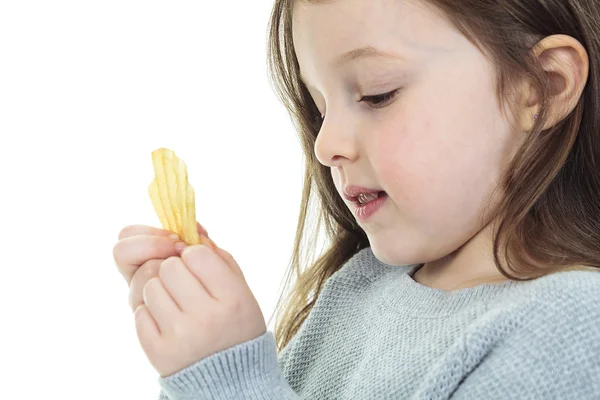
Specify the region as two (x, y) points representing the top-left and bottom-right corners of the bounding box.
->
(148, 148), (216, 249)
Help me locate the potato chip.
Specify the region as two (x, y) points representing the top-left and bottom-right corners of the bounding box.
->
(148, 179), (169, 230)
(148, 148), (216, 249)
(151, 149), (177, 232)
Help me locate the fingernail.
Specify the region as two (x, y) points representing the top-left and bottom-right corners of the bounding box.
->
(174, 241), (187, 252)
(169, 233), (180, 240)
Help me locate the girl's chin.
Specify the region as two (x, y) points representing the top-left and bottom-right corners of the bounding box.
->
(370, 240), (426, 267)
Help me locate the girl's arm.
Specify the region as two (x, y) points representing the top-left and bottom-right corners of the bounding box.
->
(157, 331), (300, 400)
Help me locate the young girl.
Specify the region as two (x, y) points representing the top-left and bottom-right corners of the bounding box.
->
(113, 0), (600, 398)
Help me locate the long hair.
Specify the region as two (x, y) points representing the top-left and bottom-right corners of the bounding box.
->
(265, 0), (600, 353)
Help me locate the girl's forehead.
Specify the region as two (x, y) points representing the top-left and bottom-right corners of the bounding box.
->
(293, 1), (460, 52)
(292, 0), (463, 74)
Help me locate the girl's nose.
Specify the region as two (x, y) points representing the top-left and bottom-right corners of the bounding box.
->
(314, 114), (359, 167)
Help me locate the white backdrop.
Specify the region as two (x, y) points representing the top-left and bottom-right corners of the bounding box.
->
(0, 1), (307, 398)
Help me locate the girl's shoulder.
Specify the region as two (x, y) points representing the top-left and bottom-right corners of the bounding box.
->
(484, 267), (600, 331)
(527, 266), (600, 300)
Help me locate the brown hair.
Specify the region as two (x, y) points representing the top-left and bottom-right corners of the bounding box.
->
(265, 0), (600, 353)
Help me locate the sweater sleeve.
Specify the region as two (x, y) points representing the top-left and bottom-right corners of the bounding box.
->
(157, 331), (300, 400)
(451, 288), (600, 400)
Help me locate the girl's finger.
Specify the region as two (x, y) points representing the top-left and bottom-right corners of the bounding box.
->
(129, 259), (162, 312)
(113, 234), (183, 285)
(213, 247), (245, 279)
(119, 222), (207, 241)
(118, 224), (175, 240)
(143, 273), (181, 334)
(158, 255), (212, 311)
(181, 245), (240, 301)
(134, 303), (161, 352)
(196, 221), (209, 238)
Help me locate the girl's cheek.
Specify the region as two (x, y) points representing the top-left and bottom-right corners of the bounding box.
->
(330, 168), (343, 192)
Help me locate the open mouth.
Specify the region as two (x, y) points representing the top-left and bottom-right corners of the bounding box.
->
(357, 191), (387, 205)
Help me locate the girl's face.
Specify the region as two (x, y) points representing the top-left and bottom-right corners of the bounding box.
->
(292, 0), (524, 266)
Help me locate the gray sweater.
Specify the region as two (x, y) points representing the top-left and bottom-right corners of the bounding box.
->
(157, 247), (600, 399)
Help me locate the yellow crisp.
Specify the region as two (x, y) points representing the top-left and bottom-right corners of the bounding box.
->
(148, 148), (201, 245)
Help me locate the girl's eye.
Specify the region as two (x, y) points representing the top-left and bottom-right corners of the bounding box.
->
(359, 89), (399, 108)
(317, 89), (400, 121)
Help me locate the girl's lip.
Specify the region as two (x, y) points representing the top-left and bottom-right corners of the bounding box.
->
(343, 185), (384, 202)
(352, 192), (388, 222)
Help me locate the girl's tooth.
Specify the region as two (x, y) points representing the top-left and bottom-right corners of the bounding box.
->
(358, 192), (379, 204)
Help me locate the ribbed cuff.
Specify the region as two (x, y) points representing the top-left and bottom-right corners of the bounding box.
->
(158, 331), (295, 400)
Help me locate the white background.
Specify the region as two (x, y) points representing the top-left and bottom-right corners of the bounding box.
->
(0, 1), (308, 398)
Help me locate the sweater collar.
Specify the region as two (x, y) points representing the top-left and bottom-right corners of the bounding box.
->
(355, 247), (528, 317)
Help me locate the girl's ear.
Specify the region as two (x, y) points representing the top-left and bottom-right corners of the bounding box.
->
(519, 34), (589, 133)
(515, 80), (540, 133)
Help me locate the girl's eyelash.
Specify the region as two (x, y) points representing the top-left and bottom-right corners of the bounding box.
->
(359, 89), (399, 108)
(318, 89), (400, 121)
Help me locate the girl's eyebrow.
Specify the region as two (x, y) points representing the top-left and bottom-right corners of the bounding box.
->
(332, 46), (408, 69)
(300, 46), (408, 87)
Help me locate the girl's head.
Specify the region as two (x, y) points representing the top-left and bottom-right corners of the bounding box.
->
(291, 0), (591, 267)
(266, 0), (600, 351)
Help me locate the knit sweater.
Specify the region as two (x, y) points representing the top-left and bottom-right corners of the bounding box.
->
(157, 247), (600, 399)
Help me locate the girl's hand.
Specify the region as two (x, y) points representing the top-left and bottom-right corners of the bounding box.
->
(133, 242), (267, 378)
(113, 222), (210, 312)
